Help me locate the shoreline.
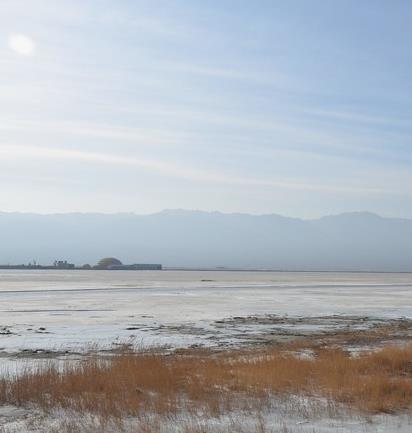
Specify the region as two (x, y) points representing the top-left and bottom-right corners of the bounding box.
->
(2, 267), (412, 273)
(2, 313), (411, 362)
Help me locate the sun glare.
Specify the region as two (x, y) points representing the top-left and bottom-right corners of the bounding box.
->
(8, 33), (35, 56)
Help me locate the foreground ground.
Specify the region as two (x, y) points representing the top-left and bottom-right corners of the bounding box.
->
(1, 271), (411, 432)
(0, 321), (411, 433)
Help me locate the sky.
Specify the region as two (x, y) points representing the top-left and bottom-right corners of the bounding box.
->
(1, 0), (411, 218)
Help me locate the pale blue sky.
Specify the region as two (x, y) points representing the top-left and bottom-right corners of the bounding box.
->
(1, 0), (411, 217)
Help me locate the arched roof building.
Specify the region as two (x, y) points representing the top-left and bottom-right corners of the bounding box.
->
(96, 257), (123, 269)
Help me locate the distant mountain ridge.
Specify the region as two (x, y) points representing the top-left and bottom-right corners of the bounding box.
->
(0, 210), (411, 271)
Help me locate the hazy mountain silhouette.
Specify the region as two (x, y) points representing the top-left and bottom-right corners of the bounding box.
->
(1, 210), (411, 271)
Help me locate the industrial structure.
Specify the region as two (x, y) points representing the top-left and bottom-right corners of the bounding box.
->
(0, 257), (162, 271)
(94, 257), (162, 270)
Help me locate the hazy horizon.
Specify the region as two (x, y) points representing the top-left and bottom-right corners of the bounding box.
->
(1, 210), (412, 271)
(1, 208), (412, 221)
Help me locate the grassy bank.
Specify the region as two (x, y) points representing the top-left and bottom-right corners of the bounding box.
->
(1, 343), (411, 430)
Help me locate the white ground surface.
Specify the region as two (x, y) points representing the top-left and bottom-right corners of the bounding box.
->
(1, 270), (411, 432)
(1, 405), (411, 433)
(1, 270), (411, 353)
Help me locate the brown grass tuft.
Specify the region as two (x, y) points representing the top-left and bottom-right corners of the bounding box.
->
(0, 344), (411, 421)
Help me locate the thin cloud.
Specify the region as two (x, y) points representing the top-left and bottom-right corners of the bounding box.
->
(0, 119), (192, 147)
(303, 108), (412, 129)
(0, 144), (397, 196)
(0, 114), (387, 159)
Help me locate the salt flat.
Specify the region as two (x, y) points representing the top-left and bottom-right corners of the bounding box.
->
(0, 270), (411, 353)
(1, 270), (411, 433)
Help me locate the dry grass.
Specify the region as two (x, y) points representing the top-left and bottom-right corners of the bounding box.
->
(0, 343), (411, 424)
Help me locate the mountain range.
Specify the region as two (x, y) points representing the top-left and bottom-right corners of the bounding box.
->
(1, 210), (411, 271)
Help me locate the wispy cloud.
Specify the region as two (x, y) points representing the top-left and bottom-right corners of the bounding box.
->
(303, 108), (412, 129)
(2, 114), (409, 167)
(0, 119), (192, 147)
(0, 144), (400, 196)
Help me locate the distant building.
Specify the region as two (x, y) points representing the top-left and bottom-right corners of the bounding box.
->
(0, 257), (161, 271)
(109, 263), (162, 270)
(54, 260), (75, 269)
(94, 257), (162, 270)
(95, 257), (123, 269)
